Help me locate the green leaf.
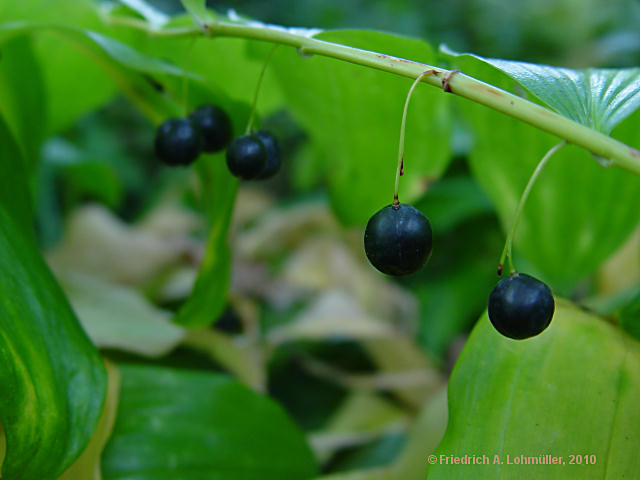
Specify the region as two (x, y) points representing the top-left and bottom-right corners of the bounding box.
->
(0, 34), (46, 169)
(101, 365), (317, 479)
(0, 114), (34, 237)
(447, 56), (640, 292)
(173, 155), (237, 327)
(84, 29), (196, 78)
(443, 47), (640, 133)
(273, 30), (452, 225)
(411, 183), (500, 357)
(0, 202), (106, 478)
(415, 176), (494, 234)
(142, 17), (284, 117)
(0, 21), (187, 127)
(1, 0), (124, 133)
(428, 302), (640, 479)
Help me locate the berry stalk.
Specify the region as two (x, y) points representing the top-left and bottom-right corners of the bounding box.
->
(245, 44), (279, 135)
(393, 70), (437, 205)
(498, 141), (567, 275)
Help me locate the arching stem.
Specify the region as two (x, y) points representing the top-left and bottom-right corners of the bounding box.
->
(498, 141), (567, 276)
(245, 44), (279, 135)
(393, 70), (437, 206)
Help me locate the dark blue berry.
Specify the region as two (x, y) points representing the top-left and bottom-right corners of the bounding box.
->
(364, 203), (433, 276)
(488, 273), (554, 339)
(225, 135), (267, 180)
(189, 105), (232, 153)
(154, 118), (203, 166)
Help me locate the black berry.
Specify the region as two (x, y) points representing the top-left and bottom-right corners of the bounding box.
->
(154, 117), (203, 166)
(488, 273), (554, 340)
(189, 104), (232, 153)
(255, 130), (281, 179)
(364, 203), (433, 276)
(225, 135), (267, 179)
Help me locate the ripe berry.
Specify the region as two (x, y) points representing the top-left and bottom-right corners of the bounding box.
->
(364, 203), (432, 276)
(225, 135), (267, 179)
(255, 130), (281, 179)
(189, 104), (232, 153)
(154, 118), (203, 166)
(488, 273), (554, 340)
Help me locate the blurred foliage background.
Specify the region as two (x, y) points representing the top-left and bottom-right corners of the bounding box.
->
(17, 0), (640, 478)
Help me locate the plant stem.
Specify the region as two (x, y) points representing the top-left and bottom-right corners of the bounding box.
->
(393, 70), (437, 205)
(245, 44), (279, 135)
(498, 141), (567, 276)
(107, 16), (640, 176)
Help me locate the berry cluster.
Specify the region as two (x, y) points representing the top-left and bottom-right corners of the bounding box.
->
(361, 69), (557, 341)
(154, 105), (281, 180)
(156, 74), (555, 342)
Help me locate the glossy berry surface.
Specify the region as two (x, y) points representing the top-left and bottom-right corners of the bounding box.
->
(225, 135), (267, 180)
(488, 273), (554, 340)
(154, 118), (202, 166)
(255, 130), (281, 179)
(189, 105), (232, 153)
(364, 203), (432, 276)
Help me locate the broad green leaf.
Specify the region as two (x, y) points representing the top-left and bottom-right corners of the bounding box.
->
(58, 361), (121, 480)
(0, 204), (106, 478)
(443, 47), (640, 133)
(447, 56), (640, 292)
(1, 0), (122, 133)
(273, 30), (452, 225)
(428, 302), (640, 479)
(412, 234), (500, 358)
(84, 29), (196, 78)
(415, 177), (494, 233)
(139, 15), (284, 116)
(0, 34), (46, 169)
(173, 154), (238, 326)
(59, 272), (186, 357)
(100, 365), (317, 479)
(0, 20), (186, 128)
(0, 114), (33, 237)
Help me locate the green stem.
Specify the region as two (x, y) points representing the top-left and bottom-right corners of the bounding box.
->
(245, 44), (279, 135)
(393, 70), (437, 205)
(498, 141), (567, 275)
(105, 16), (640, 176)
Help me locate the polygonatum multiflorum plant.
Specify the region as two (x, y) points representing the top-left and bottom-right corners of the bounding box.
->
(1, 1), (640, 479)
